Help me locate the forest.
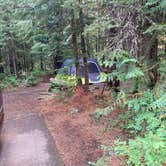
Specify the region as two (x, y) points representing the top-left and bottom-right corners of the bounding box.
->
(0, 0), (166, 166)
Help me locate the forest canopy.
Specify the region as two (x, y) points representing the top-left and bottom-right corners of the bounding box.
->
(0, 0), (165, 81)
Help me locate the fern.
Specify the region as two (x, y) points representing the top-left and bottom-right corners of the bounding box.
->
(100, 49), (145, 93)
(151, 93), (166, 108)
(144, 0), (166, 12)
(144, 24), (166, 35)
(95, 107), (113, 119)
(114, 130), (166, 166)
(88, 156), (109, 166)
(113, 90), (166, 166)
(125, 67), (144, 80)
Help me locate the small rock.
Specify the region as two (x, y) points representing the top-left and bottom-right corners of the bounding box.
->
(69, 108), (81, 115)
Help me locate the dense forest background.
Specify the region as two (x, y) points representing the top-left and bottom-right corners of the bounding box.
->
(0, 0), (165, 85)
(0, 0), (166, 165)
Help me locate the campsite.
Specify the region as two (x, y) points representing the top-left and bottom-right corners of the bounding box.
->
(0, 0), (166, 166)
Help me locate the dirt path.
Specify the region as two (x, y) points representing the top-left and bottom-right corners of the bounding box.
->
(3, 84), (48, 119)
(2, 83), (64, 166)
(3, 83), (122, 166)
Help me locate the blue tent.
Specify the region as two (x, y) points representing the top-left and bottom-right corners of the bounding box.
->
(59, 58), (104, 83)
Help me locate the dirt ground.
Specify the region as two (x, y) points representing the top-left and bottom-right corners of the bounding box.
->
(3, 83), (123, 166)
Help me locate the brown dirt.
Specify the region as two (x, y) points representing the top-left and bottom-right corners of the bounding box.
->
(3, 83), (124, 166)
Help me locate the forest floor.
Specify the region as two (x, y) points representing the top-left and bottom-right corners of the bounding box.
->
(3, 83), (124, 166)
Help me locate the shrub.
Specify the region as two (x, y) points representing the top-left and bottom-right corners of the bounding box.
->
(31, 70), (44, 77)
(0, 76), (20, 88)
(25, 75), (39, 87)
(122, 91), (159, 136)
(49, 74), (77, 92)
(89, 145), (110, 166)
(93, 90), (166, 166)
(114, 129), (166, 166)
(112, 90), (166, 166)
(0, 73), (6, 80)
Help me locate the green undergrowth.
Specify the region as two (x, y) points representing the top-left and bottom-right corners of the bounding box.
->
(0, 70), (47, 89)
(90, 89), (166, 166)
(49, 74), (77, 92)
(0, 75), (21, 89)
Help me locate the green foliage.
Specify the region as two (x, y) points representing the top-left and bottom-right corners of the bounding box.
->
(126, 91), (154, 112)
(31, 70), (45, 77)
(154, 80), (166, 98)
(143, 0), (166, 13)
(158, 57), (166, 80)
(113, 0), (134, 4)
(114, 130), (166, 166)
(88, 156), (109, 166)
(0, 76), (20, 88)
(94, 107), (113, 119)
(93, 89), (166, 165)
(151, 93), (166, 121)
(0, 73), (6, 80)
(25, 75), (39, 87)
(116, 91), (162, 135)
(144, 24), (166, 35)
(100, 49), (145, 93)
(49, 74), (77, 92)
(151, 93), (166, 110)
(89, 145), (110, 166)
(111, 89), (166, 166)
(101, 50), (144, 80)
(0, 0), (165, 165)
(85, 18), (116, 36)
(7, 76), (20, 87)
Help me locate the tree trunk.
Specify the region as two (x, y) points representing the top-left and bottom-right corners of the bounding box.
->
(71, 10), (80, 79)
(86, 36), (91, 57)
(23, 43), (29, 73)
(53, 55), (58, 73)
(0, 49), (4, 74)
(53, 52), (62, 74)
(10, 37), (18, 77)
(148, 38), (158, 88)
(12, 52), (18, 77)
(7, 53), (11, 75)
(23, 53), (27, 73)
(30, 54), (34, 71)
(79, 7), (89, 91)
(40, 55), (44, 71)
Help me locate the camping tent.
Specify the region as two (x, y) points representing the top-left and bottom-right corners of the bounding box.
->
(59, 58), (104, 83)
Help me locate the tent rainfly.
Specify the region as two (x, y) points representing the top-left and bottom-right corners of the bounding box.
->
(59, 58), (104, 84)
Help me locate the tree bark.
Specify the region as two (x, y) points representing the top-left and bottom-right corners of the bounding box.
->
(10, 36), (18, 77)
(71, 9), (80, 78)
(79, 7), (89, 91)
(148, 38), (158, 88)
(0, 49), (4, 74)
(30, 54), (34, 71)
(7, 53), (11, 75)
(53, 51), (62, 73)
(12, 52), (18, 77)
(40, 55), (44, 71)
